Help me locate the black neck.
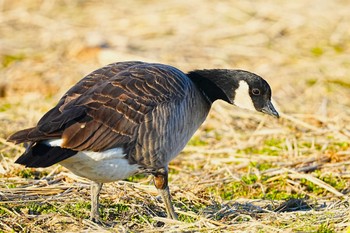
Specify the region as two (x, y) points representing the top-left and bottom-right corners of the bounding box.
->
(187, 70), (236, 104)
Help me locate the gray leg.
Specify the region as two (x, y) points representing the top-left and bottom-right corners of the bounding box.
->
(90, 181), (103, 223)
(154, 167), (178, 220)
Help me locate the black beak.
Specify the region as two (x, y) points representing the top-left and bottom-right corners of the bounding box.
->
(261, 101), (279, 118)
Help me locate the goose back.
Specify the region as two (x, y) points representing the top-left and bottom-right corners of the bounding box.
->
(9, 62), (211, 170)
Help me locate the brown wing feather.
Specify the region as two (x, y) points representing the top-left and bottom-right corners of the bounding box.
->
(8, 61), (143, 144)
(8, 61), (190, 153)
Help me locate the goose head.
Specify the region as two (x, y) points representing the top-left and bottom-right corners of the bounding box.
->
(188, 69), (279, 118)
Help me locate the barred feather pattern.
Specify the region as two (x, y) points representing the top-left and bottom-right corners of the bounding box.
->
(8, 61), (211, 169)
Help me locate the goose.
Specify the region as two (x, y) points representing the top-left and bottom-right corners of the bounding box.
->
(8, 61), (279, 222)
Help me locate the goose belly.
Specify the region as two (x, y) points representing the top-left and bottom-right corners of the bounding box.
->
(59, 147), (140, 183)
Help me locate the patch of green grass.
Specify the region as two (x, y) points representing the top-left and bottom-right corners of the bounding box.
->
(249, 161), (275, 171)
(100, 202), (131, 221)
(301, 178), (324, 195)
(125, 173), (148, 182)
(238, 138), (284, 156)
(327, 141), (350, 152)
(314, 171), (347, 191)
(328, 79), (350, 88)
(332, 44), (345, 53)
(306, 78), (317, 86)
(17, 169), (48, 179)
(264, 138), (283, 147)
(28, 202), (58, 215)
(300, 171), (348, 195)
(241, 174), (258, 185)
(168, 166), (180, 175)
(1, 204), (22, 216)
(63, 201), (90, 219)
(0, 103), (12, 112)
(263, 189), (305, 200)
(0, 205), (11, 216)
(214, 131), (223, 141)
(262, 175), (305, 200)
(188, 135), (208, 146)
(1, 53), (25, 67)
(207, 181), (248, 200)
(207, 174), (261, 200)
(208, 172), (306, 201)
(22, 201), (91, 219)
(112, 203), (129, 212)
(299, 171), (347, 196)
(129, 209), (155, 224)
(178, 213), (197, 223)
(268, 211), (339, 232)
(6, 183), (17, 188)
(177, 198), (206, 214)
(18, 169), (36, 179)
(311, 47), (324, 57)
(322, 175), (346, 190)
(316, 223), (336, 233)
(335, 141), (349, 149)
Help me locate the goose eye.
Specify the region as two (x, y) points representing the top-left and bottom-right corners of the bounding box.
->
(252, 88), (261, 95)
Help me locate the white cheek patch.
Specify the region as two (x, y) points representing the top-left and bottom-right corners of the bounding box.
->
(234, 80), (256, 111)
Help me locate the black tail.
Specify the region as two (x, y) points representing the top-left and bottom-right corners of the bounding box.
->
(15, 143), (77, 168)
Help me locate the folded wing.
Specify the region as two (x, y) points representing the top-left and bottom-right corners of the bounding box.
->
(8, 61), (190, 166)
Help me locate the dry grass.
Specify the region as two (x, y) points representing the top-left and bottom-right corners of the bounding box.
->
(1, 0), (350, 232)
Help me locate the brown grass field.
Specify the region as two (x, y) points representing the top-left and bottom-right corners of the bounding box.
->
(1, 0), (350, 232)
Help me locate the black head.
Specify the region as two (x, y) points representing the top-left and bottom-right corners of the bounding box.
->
(187, 69), (279, 118)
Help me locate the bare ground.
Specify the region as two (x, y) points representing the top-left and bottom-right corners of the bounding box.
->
(0, 0), (350, 232)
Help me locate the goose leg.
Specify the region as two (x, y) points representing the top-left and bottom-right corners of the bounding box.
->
(90, 181), (103, 223)
(153, 167), (178, 220)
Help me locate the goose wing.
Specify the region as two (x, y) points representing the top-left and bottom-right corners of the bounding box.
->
(8, 62), (190, 153)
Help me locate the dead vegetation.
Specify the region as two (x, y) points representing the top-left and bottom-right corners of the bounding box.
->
(0, 0), (350, 232)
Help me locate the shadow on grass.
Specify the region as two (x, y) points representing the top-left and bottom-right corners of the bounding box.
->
(273, 198), (313, 212)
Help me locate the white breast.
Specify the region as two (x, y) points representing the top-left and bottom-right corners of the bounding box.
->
(44, 140), (140, 183)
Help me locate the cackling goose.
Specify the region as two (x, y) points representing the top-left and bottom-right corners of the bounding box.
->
(8, 61), (279, 222)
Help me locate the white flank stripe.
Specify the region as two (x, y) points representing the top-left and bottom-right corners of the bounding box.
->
(44, 139), (64, 147)
(234, 80), (256, 111)
(79, 147), (126, 160)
